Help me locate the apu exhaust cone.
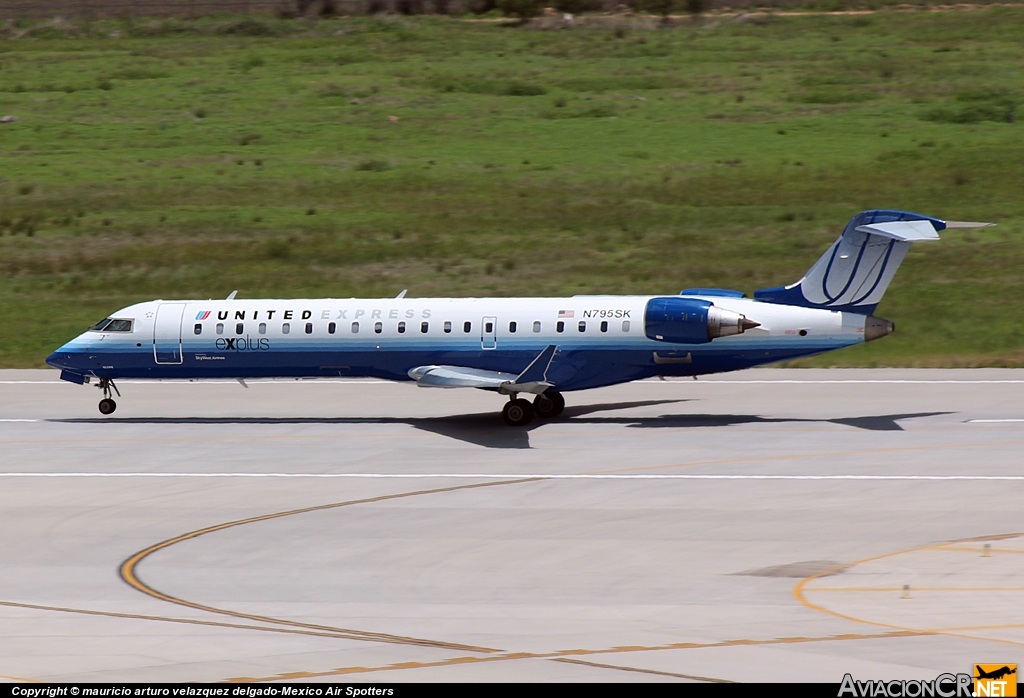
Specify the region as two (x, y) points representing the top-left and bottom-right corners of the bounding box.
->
(864, 315), (894, 342)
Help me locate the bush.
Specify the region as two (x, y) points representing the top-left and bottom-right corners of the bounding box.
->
(497, 0), (544, 19)
(264, 239), (291, 259)
(923, 88), (1019, 124)
(241, 55), (265, 72)
(432, 78), (546, 96)
(213, 19), (279, 37)
(684, 0), (705, 15)
(638, 0), (675, 20)
(554, 0), (600, 13)
(503, 81), (547, 96)
(354, 160), (391, 172)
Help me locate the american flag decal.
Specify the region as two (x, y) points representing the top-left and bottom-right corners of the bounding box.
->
(557, 309), (574, 319)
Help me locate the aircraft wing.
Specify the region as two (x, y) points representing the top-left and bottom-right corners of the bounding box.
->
(409, 345), (557, 395)
(410, 365), (519, 389)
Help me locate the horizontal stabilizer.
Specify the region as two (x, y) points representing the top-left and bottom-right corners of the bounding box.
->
(854, 220), (940, 242)
(944, 221), (995, 229)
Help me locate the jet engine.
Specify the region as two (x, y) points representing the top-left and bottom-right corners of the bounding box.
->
(644, 297), (759, 344)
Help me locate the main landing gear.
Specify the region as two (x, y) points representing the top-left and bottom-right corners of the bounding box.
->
(532, 391), (565, 419)
(501, 391), (565, 427)
(96, 378), (120, 415)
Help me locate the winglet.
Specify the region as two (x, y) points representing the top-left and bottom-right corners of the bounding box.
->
(226, 290), (238, 300)
(516, 345), (557, 385)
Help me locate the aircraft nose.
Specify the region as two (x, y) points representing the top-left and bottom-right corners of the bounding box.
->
(46, 350), (66, 370)
(46, 346), (75, 371)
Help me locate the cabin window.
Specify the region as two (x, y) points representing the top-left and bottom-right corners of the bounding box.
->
(398, 321), (406, 334)
(444, 321), (452, 334)
(259, 323), (267, 335)
(484, 321), (493, 333)
(351, 322), (359, 334)
(463, 321), (471, 333)
(328, 322), (336, 335)
(533, 321), (541, 333)
(374, 322), (382, 334)
(509, 321), (517, 333)
(622, 320), (630, 332)
(600, 321), (608, 333)
(236, 322), (244, 335)
(421, 321), (429, 333)
(305, 322), (313, 334)
(216, 323), (224, 335)
(105, 319), (133, 332)
(556, 321), (564, 333)
(282, 323), (290, 334)
(578, 321), (586, 332)
(194, 324), (202, 336)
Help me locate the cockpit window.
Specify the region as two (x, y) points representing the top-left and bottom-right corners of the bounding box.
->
(104, 319), (134, 332)
(89, 318), (133, 332)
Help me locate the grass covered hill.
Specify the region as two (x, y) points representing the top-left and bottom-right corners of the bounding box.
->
(0, 10), (1022, 367)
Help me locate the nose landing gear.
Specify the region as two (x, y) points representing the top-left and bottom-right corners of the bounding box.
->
(96, 378), (120, 415)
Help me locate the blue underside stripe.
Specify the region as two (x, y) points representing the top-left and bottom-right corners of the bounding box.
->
(50, 340), (860, 392)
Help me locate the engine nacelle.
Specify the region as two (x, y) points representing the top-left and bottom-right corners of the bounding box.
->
(644, 297), (758, 344)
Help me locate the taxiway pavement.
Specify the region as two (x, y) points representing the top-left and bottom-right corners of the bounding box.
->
(1, 368), (1021, 682)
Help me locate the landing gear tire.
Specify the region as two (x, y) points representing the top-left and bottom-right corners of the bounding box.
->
(98, 398), (117, 415)
(533, 391), (565, 419)
(502, 398), (534, 427)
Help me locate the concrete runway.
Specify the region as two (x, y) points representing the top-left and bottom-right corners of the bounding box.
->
(1, 368), (1023, 683)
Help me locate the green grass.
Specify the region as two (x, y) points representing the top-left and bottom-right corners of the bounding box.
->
(1, 11), (1023, 367)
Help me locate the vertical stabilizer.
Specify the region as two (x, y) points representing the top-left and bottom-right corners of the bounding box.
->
(754, 210), (944, 315)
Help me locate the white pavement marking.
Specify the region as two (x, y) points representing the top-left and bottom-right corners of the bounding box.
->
(0, 419), (38, 422)
(967, 419), (1024, 423)
(0, 473), (1022, 481)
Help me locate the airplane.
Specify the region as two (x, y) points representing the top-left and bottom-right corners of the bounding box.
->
(975, 666), (1017, 681)
(45, 209), (983, 426)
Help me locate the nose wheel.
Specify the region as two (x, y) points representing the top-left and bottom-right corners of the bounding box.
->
(96, 378), (120, 415)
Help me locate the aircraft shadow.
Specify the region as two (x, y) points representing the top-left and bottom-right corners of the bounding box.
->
(53, 400), (685, 450)
(54, 405), (950, 450)
(564, 411), (952, 433)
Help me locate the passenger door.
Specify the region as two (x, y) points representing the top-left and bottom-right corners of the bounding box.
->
(153, 303), (186, 364)
(481, 316), (497, 350)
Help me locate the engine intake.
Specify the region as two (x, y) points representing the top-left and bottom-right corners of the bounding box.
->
(645, 297), (759, 344)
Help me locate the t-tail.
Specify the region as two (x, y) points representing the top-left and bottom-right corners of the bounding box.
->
(754, 209), (971, 315)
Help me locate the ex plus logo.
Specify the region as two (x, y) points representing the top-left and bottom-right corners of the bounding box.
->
(974, 665), (1017, 697)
